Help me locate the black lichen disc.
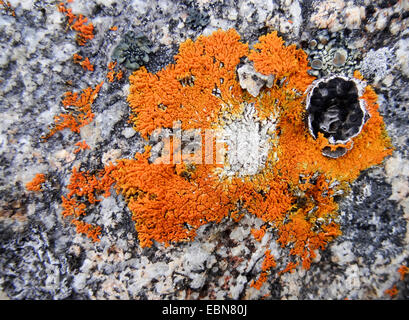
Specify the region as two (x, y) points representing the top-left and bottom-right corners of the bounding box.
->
(307, 76), (365, 144)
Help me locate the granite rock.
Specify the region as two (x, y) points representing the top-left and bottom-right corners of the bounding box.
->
(0, 0), (409, 300)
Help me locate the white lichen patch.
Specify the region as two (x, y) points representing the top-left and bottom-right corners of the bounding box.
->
(360, 47), (393, 81)
(218, 102), (278, 178)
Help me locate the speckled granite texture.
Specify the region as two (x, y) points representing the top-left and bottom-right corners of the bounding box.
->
(0, 0), (408, 300)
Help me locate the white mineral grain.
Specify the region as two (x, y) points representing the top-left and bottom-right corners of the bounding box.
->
(183, 242), (215, 272)
(289, 0), (302, 36)
(130, 0), (149, 15)
(122, 127), (136, 138)
(345, 6), (364, 30)
(375, 11), (388, 31)
(230, 275), (247, 299)
(189, 272), (206, 289)
(8, 0), (34, 11)
(72, 273), (88, 291)
(396, 38), (409, 77)
(330, 241), (356, 265)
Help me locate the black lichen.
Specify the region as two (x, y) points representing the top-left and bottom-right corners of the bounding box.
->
(112, 31), (152, 70)
(306, 76), (368, 158)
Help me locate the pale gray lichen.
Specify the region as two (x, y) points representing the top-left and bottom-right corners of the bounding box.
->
(219, 102), (278, 177)
(359, 47), (394, 81)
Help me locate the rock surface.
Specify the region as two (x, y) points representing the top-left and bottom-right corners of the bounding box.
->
(0, 0), (409, 300)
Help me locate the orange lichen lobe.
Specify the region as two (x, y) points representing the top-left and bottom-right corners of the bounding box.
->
(110, 149), (234, 247)
(248, 31), (315, 92)
(42, 81), (103, 139)
(250, 250), (277, 289)
(398, 265), (409, 281)
(251, 226), (266, 242)
(127, 28), (248, 138)
(278, 261), (299, 276)
(60, 165), (116, 241)
(58, 2), (94, 46)
(26, 173), (46, 192)
(110, 25), (118, 31)
(71, 219), (101, 242)
(74, 140), (90, 153)
(73, 54), (94, 71)
(385, 285), (398, 298)
(106, 62), (123, 82)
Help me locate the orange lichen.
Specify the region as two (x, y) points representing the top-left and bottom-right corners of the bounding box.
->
(385, 285), (398, 298)
(398, 265), (409, 281)
(26, 174), (46, 192)
(106, 61), (123, 83)
(0, 0), (15, 16)
(42, 81), (103, 139)
(127, 28), (248, 138)
(110, 148), (235, 247)
(278, 261), (299, 276)
(251, 226), (266, 242)
(110, 26), (118, 31)
(248, 31), (315, 92)
(60, 29), (393, 289)
(58, 2), (94, 46)
(61, 165), (115, 216)
(74, 140), (90, 154)
(73, 54), (94, 71)
(71, 219), (101, 242)
(115, 69), (124, 81)
(250, 250), (277, 289)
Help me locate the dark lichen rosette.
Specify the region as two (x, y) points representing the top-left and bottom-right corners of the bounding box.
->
(112, 31), (151, 70)
(305, 75), (369, 158)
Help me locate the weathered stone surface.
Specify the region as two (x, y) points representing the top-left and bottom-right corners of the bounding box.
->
(0, 0), (408, 300)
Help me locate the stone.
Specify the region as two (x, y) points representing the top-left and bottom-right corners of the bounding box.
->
(396, 38), (409, 77)
(237, 63), (274, 97)
(345, 6), (364, 30)
(1, 0), (408, 301)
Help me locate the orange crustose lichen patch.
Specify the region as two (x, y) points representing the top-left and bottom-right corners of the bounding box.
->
(26, 173), (46, 192)
(110, 147), (235, 247)
(60, 29), (393, 287)
(251, 226), (266, 242)
(42, 81), (103, 139)
(127, 29), (248, 138)
(248, 31), (315, 93)
(58, 2), (94, 46)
